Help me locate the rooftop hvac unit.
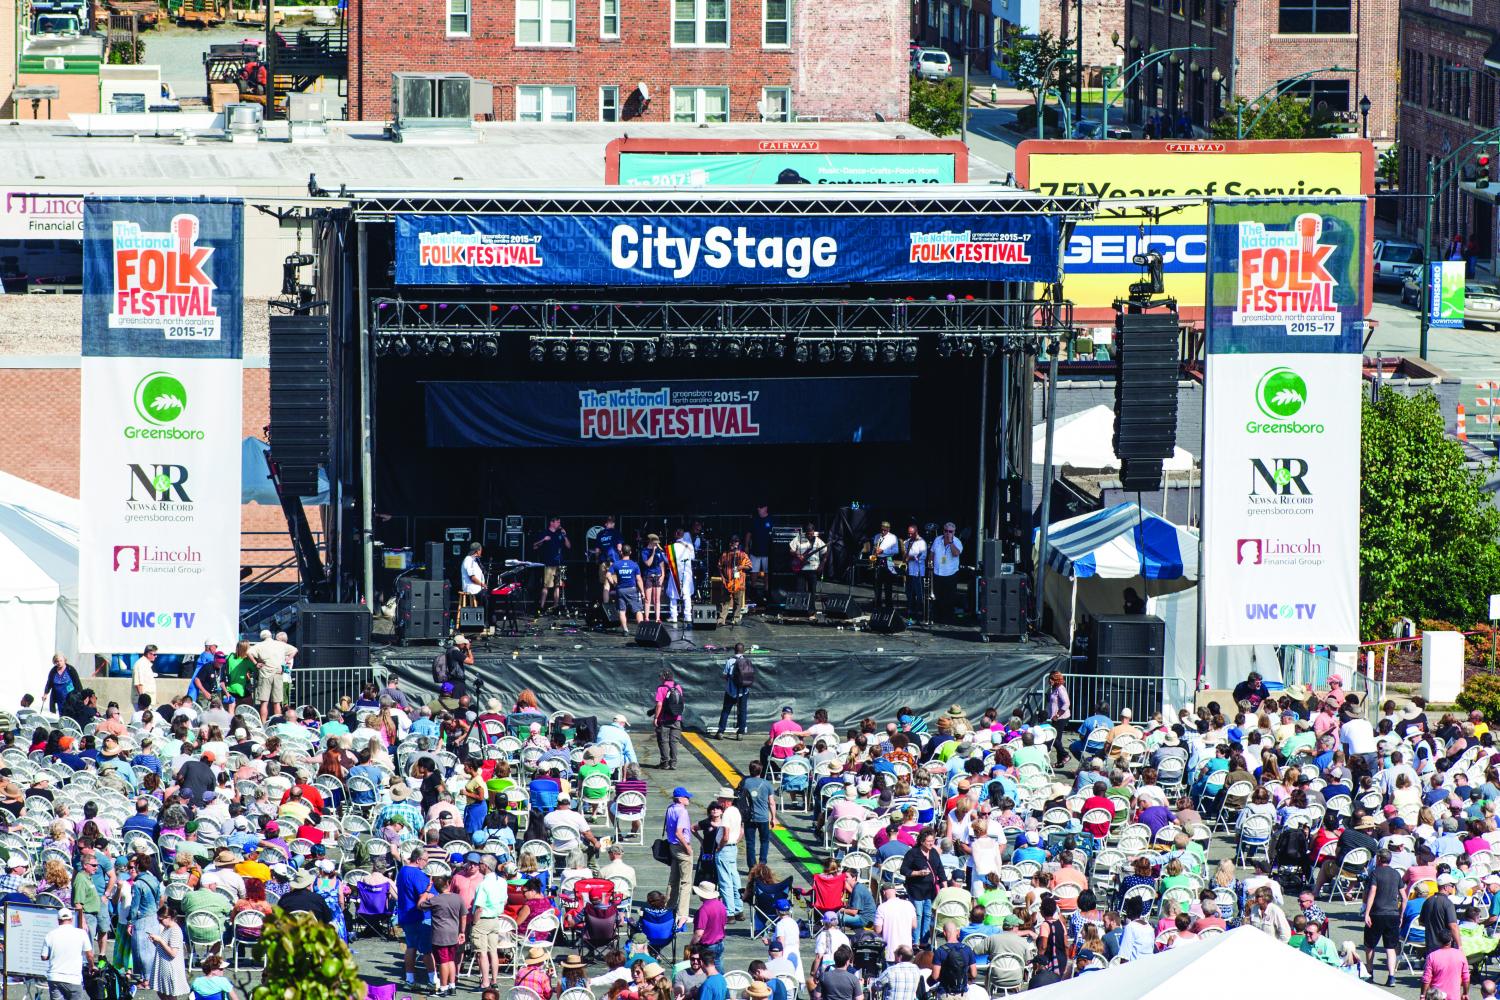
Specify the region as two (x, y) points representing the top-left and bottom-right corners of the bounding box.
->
(391, 72), (484, 141)
(223, 101), (262, 142)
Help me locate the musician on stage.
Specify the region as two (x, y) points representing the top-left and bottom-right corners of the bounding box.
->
(746, 503), (774, 608)
(903, 524), (928, 624)
(595, 514), (623, 611)
(640, 533), (666, 622)
(666, 528), (696, 625)
(932, 522), (963, 622)
(459, 542), (485, 609)
(871, 520), (900, 611)
(789, 524), (826, 595)
(718, 537), (752, 627)
(532, 516), (571, 615)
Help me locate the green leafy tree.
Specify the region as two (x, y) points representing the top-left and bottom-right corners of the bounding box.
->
(1379, 143), (1400, 186)
(252, 912), (363, 1000)
(1360, 390), (1500, 638)
(1002, 31), (1069, 119)
(908, 77), (965, 137)
(1209, 94), (1312, 140)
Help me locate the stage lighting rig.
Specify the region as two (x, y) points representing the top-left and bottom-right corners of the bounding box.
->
(837, 342), (855, 364)
(817, 341), (833, 364)
(859, 341), (877, 363)
(618, 340), (636, 363)
(572, 340), (590, 363)
(724, 337), (744, 360)
(640, 340), (657, 363)
(529, 342), (546, 364)
(478, 337), (499, 357)
(393, 337), (412, 358)
(550, 340), (568, 362)
(433, 336), (454, 356)
(592, 341), (612, 363)
(659, 338), (676, 360)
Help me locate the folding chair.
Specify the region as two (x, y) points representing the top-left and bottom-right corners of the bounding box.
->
(184, 911), (224, 963)
(1237, 814), (1274, 866)
(613, 789), (647, 844)
(986, 954), (1027, 996)
(1330, 847), (1372, 903)
(231, 910), (265, 971)
(779, 758), (812, 812)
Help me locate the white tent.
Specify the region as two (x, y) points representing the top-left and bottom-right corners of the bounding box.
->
(0, 471), (80, 707)
(1027, 926), (1389, 1000)
(1032, 404), (1195, 472)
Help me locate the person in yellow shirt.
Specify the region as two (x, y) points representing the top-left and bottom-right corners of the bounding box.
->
(1471, 710), (1490, 739)
(235, 847), (271, 884)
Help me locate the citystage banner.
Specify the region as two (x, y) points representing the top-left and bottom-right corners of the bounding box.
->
(394, 213), (1062, 287)
(1201, 197), (1364, 646)
(79, 197), (244, 654)
(615, 152), (957, 187)
(425, 378), (912, 448)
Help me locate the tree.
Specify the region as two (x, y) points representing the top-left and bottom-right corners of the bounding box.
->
(1209, 94), (1312, 140)
(1379, 143), (1400, 187)
(252, 912), (364, 1000)
(909, 77), (965, 137)
(1002, 31), (1069, 117)
(1360, 390), (1500, 638)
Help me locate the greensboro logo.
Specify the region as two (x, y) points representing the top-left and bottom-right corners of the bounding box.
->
(1246, 366), (1323, 435)
(125, 370), (203, 440)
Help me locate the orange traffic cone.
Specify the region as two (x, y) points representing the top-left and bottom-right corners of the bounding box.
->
(1457, 403), (1469, 441)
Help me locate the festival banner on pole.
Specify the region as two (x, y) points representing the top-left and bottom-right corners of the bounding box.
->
(1429, 261), (1466, 329)
(79, 197), (244, 654)
(1201, 197), (1364, 646)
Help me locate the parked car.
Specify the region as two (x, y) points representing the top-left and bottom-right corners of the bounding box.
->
(1400, 274), (1500, 328)
(1373, 239), (1423, 290)
(1071, 118), (1133, 140)
(912, 48), (952, 80)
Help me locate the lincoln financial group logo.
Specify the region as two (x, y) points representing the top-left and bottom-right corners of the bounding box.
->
(124, 463), (194, 523)
(1246, 366), (1324, 435)
(126, 371), (204, 440)
(112, 543), (204, 576)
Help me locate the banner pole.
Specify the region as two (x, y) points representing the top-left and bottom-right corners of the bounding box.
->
(975, 352), (988, 554)
(1195, 201), (1213, 698)
(357, 219), (375, 607)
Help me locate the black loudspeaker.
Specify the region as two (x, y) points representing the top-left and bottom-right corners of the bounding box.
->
(399, 608), (449, 642)
(1089, 614), (1167, 675)
(1113, 312), (1180, 492)
(298, 643), (372, 669)
(635, 621), (672, 648)
(981, 539), (1009, 575)
(268, 315), (332, 496)
(869, 608), (907, 634)
(691, 606), (719, 630)
(458, 607), (486, 628)
(775, 591), (814, 617)
(398, 578), (450, 611)
(821, 594), (861, 620)
(978, 573), (1026, 641)
(425, 542), (446, 582)
(296, 603), (371, 645)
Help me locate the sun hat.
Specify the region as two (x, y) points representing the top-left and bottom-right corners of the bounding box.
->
(717, 787), (736, 800)
(746, 984), (772, 999)
(561, 955), (587, 971)
(642, 963), (666, 980)
(524, 945), (551, 963)
(693, 881), (720, 900)
(289, 869), (314, 889)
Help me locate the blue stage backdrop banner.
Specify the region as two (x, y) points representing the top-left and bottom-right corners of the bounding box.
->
(395, 213), (1061, 286)
(426, 378), (913, 448)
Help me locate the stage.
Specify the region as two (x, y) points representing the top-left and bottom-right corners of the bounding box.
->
(373, 611), (1068, 732)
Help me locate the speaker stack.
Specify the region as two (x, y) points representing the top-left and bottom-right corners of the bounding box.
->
(978, 573), (1026, 641)
(295, 602), (371, 668)
(1088, 614), (1167, 718)
(268, 315), (332, 497)
(1112, 312), (1180, 492)
(424, 542), (447, 583)
(397, 578), (451, 643)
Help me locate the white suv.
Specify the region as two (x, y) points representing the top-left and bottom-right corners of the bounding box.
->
(913, 48), (952, 80)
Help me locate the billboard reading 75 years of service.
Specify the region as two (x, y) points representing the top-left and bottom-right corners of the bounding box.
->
(1016, 140), (1374, 323)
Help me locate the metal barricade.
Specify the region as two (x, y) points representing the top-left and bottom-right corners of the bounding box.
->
(1047, 673), (1193, 726)
(288, 665), (381, 714)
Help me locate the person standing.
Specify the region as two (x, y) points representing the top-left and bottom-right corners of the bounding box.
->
(665, 787), (696, 929)
(931, 523), (963, 622)
(789, 525), (826, 596)
(713, 787), (744, 922)
(870, 522), (899, 612)
(396, 846), (437, 991)
(746, 504), (775, 607)
(653, 670), (685, 771)
(595, 515), (623, 612)
(1046, 672), (1072, 744)
(738, 763), (777, 867)
(715, 644), (753, 739)
(1364, 849), (1403, 985)
(899, 830), (944, 948)
(42, 908), (93, 1000)
(42, 655), (82, 715)
(147, 906), (188, 1000)
(418, 874), (466, 997)
(132, 646), (159, 706)
(532, 516), (571, 615)
(691, 882), (728, 970)
(460, 542), (486, 610)
(640, 534), (666, 622)
(718, 539), (752, 627)
(470, 856), (508, 990)
(903, 524), (927, 624)
(667, 528), (696, 625)
(1423, 936), (1470, 1000)
(608, 545), (644, 634)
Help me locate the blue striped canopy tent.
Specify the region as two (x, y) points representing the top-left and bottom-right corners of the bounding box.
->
(1035, 503), (1198, 645)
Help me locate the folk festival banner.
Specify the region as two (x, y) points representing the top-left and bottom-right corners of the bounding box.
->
(79, 197), (244, 653)
(1201, 197), (1364, 646)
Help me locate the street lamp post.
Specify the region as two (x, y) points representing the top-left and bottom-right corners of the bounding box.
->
(1237, 64), (1352, 139)
(1418, 126), (1500, 359)
(1359, 93), (1371, 138)
(1100, 40), (1210, 137)
(1035, 50), (1077, 138)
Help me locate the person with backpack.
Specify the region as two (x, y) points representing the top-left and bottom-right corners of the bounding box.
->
(933, 922), (977, 998)
(714, 644), (754, 739)
(653, 670), (685, 771)
(432, 636), (472, 699)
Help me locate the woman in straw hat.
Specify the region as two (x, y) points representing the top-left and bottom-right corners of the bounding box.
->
(516, 944), (556, 999)
(559, 954), (590, 992)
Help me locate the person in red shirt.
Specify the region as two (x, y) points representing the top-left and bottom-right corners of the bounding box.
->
(1081, 781), (1115, 839)
(1189, 889), (1227, 933)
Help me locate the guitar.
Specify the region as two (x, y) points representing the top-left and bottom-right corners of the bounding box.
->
(791, 535), (827, 573)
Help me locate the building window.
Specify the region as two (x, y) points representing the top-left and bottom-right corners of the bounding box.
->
(926, 0), (935, 26)
(600, 85), (620, 120)
(518, 0), (575, 44)
(601, 0), (619, 36)
(1279, 77), (1350, 113)
(1277, 0), (1349, 33)
(447, 0), (470, 35)
(763, 0), (789, 45)
(673, 0), (729, 45)
(761, 86), (791, 121)
(517, 85), (576, 120)
(671, 86), (730, 122)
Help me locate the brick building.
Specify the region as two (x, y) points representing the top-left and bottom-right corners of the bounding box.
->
(910, 0), (992, 68)
(1396, 0), (1500, 259)
(348, 0), (908, 123)
(1125, 0), (1397, 137)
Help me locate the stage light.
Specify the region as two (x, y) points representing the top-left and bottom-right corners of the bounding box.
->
(981, 338), (998, 357)
(393, 337), (411, 358)
(794, 341), (810, 363)
(859, 342), (876, 363)
(550, 341), (568, 363)
(415, 336), (436, 354)
(747, 340), (765, 360)
(959, 338), (976, 358)
(880, 342), (898, 364)
(529, 342), (546, 364)
(572, 340), (590, 363)
(936, 337), (953, 359)
(434, 336), (454, 356)
(837, 342), (855, 364)
(702, 339), (720, 359)
(374, 339), (389, 357)
(593, 341), (612, 363)
(771, 340), (785, 359)
(618, 341), (636, 363)
(478, 337), (499, 357)
(640, 340), (657, 363)
(417, 303), (429, 311)
(725, 337), (744, 360)
(659, 338), (676, 360)
(457, 337), (476, 356)
(901, 342), (919, 363)
(817, 341), (833, 364)
(680, 340), (697, 359)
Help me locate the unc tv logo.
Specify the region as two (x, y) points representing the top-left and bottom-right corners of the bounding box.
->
(127, 463), (191, 502)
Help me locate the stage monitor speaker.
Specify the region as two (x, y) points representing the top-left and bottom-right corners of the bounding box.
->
(425, 542), (446, 582)
(978, 573), (1026, 641)
(268, 315), (332, 496)
(635, 621), (672, 648)
(691, 606), (719, 630)
(869, 608), (906, 634)
(458, 607), (486, 629)
(821, 594), (861, 620)
(1112, 312), (1180, 490)
(775, 591), (814, 617)
(297, 642), (371, 670)
(295, 603), (370, 646)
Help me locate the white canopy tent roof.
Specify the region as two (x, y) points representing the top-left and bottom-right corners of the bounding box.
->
(1027, 927), (1388, 1000)
(0, 470), (79, 707)
(1032, 404), (1194, 472)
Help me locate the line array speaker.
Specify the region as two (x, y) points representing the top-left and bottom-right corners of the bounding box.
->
(1113, 312), (1180, 492)
(298, 643), (372, 670)
(1088, 614), (1167, 675)
(268, 315), (332, 496)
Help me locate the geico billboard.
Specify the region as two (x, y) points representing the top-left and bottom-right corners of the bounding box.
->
(1016, 139), (1374, 322)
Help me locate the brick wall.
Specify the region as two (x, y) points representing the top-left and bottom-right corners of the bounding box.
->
(349, 0), (906, 122)
(1041, 0), (1128, 85)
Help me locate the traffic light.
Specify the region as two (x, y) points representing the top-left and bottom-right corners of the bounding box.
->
(1480, 153), (1491, 190)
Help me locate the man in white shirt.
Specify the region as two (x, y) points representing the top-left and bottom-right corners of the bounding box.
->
(875, 885), (917, 961)
(132, 645), (158, 704)
(871, 521), (900, 612)
(1340, 716), (1378, 773)
(250, 630), (294, 722)
(41, 908), (93, 1000)
(903, 523), (928, 624)
(460, 542), (486, 608)
(813, 912), (852, 970)
(600, 845), (636, 890)
(714, 787), (744, 921)
(666, 529), (695, 625)
(931, 522), (964, 622)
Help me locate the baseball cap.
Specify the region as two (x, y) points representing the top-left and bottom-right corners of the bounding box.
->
(1439, 873), (1460, 886)
(780, 705), (793, 714)
(672, 787), (693, 799)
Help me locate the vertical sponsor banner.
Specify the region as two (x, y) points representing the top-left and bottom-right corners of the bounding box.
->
(1429, 261), (1466, 329)
(1202, 198), (1364, 646)
(79, 198), (244, 654)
